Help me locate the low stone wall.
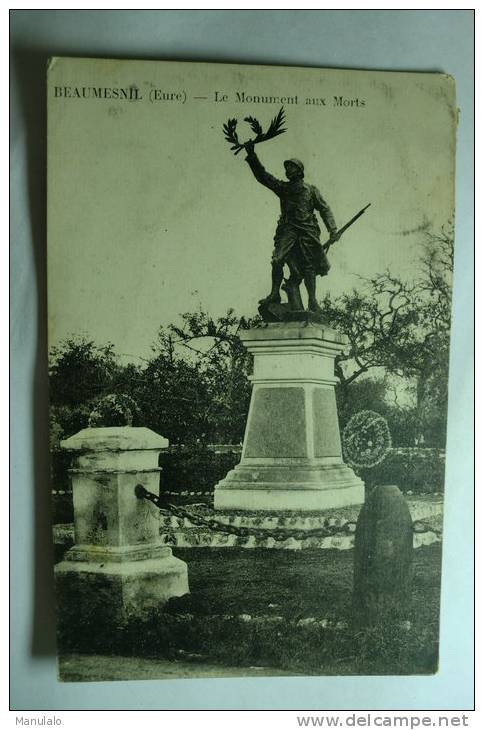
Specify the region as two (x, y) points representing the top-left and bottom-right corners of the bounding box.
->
(158, 498), (442, 551)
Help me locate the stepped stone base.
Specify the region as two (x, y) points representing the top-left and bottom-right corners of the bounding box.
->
(55, 546), (188, 623)
(215, 462), (364, 511)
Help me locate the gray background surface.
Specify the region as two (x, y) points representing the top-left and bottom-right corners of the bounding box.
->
(10, 9), (474, 711)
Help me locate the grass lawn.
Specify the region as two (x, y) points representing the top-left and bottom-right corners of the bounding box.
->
(167, 546), (355, 619)
(58, 543), (442, 678)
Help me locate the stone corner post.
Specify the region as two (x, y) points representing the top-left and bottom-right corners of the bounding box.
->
(55, 426), (189, 624)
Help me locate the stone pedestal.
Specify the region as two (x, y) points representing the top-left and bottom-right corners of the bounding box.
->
(55, 427), (189, 623)
(214, 322), (364, 512)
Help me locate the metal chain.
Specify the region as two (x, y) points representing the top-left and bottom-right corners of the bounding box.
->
(135, 485), (442, 540)
(412, 519), (442, 536)
(135, 485), (356, 540)
(164, 502), (358, 541)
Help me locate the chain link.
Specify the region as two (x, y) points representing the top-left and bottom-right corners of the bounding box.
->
(135, 485), (442, 540)
(412, 519), (442, 536)
(163, 502), (358, 541)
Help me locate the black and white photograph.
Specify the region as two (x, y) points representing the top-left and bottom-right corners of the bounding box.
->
(45, 56), (458, 683)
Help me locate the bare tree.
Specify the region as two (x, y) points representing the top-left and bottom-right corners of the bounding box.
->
(320, 223), (454, 441)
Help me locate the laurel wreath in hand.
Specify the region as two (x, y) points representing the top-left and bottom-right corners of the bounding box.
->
(223, 106), (287, 155)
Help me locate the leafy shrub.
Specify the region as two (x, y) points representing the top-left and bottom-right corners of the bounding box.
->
(88, 393), (141, 427)
(160, 445), (446, 498)
(356, 448), (445, 494)
(52, 490), (74, 524)
(159, 445), (240, 494)
(51, 444), (445, 519)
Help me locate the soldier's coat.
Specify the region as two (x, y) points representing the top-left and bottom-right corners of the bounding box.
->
(246, 149), (338, 277)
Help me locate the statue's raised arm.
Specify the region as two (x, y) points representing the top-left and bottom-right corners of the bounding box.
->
(244, 141), (285, 196)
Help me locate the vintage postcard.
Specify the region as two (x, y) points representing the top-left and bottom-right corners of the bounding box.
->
(47, 57), (456, 682)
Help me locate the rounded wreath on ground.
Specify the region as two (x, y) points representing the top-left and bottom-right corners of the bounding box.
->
(342, 410), (392, 469)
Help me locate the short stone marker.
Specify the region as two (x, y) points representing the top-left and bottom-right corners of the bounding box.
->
(55, 426), (189, 625)
(353, 484), (414, 627)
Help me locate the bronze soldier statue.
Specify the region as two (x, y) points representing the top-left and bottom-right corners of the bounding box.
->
(244, 139), (341, 316)
(223, 109), (370, 320)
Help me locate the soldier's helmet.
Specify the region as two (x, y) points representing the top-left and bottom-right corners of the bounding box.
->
(284, 158), (305, 175)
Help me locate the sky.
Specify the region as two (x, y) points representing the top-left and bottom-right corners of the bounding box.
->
(47, 58), (456, 362)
